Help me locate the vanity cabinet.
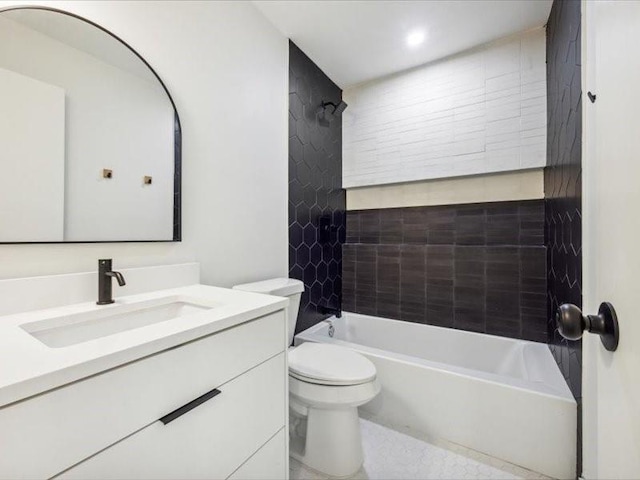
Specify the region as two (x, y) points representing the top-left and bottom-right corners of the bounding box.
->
(0, 311), (288, 480)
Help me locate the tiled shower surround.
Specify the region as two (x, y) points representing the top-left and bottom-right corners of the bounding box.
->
(288, 42), (346, 334)
(343, 200), (547, 342)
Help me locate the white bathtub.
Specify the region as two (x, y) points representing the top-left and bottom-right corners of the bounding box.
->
(295, 312), (576, 479)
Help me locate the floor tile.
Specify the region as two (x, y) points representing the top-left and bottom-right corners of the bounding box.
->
(289, 417), (551, 480)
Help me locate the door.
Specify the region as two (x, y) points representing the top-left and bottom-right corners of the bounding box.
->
(582, 1), (640, 478)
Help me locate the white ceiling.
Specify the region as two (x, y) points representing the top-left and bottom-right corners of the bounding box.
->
(254, 0), (552, 88)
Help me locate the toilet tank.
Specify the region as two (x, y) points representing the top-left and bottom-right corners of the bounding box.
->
(233, 278), (304, 345)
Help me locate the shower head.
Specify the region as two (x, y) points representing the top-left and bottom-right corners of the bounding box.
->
(321, 100), (348, 116)
(332, 100), (348, 116)
(318, 100), (348, 126)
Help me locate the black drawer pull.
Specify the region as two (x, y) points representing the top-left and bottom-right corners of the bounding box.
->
(160, 388), (221, 425)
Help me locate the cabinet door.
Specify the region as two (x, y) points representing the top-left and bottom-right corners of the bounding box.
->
(229, 428), (287, 480)
(58, 353), (286, 480)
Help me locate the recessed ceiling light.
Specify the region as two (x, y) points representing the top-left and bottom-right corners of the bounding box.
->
(406, 30), (426, 48)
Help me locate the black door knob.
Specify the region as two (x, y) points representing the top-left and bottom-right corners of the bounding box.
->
(556, 302), (620, 351)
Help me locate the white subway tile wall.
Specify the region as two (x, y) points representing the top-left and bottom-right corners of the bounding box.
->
(343, 29), (546, 188)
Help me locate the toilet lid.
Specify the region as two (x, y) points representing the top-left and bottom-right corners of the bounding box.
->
(289, 343), (376, 386)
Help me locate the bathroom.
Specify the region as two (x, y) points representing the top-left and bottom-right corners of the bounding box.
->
(0, 0), (637, 479)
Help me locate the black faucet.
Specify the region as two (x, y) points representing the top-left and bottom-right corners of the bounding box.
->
(318, 303), (342, 318)
(97, 259), (126, 305)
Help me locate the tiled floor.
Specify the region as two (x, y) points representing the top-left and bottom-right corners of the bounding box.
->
(290, 416), (551, 480)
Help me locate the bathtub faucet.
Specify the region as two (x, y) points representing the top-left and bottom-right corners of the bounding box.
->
(318, 303), (342, 318)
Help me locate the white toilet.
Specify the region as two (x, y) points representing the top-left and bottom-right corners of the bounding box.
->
(233, 278), (380, 478)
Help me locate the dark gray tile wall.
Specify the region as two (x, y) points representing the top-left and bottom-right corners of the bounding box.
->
(545, 0), (582, 474)
(347, 202), (545, 246)
(288, 41), (345, 334)
(343, 200), (548, 342)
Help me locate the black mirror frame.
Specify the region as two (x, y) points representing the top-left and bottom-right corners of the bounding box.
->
(0, 6), (182, 244)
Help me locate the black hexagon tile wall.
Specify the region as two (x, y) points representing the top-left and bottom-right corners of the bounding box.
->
(288, 42), (346, 334)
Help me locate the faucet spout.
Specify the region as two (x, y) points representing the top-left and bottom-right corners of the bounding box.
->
(106, 271), (126, 287)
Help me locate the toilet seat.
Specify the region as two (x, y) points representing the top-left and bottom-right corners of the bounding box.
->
(288, 342), (376, 386)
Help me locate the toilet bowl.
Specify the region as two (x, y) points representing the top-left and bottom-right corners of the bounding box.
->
(233, 278), (379, 478)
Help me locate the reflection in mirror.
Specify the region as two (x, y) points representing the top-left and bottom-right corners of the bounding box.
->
(0, 8), (180, 243)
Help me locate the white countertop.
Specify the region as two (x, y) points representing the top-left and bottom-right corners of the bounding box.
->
(0, 284), (288, 408)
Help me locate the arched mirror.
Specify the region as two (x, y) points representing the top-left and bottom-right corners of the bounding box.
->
(0, 7), (180, 243)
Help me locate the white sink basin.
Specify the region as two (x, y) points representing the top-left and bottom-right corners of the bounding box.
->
(20, 296), (216, 348)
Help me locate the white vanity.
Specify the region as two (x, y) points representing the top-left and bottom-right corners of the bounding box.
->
(0, 264), (289, 480)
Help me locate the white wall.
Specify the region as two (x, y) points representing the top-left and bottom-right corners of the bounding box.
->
(0, 16), (175, 241)
(0, 1), (288, 287)
(343, 29), (546, 188)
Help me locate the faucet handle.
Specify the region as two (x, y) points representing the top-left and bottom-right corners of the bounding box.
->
(99, 258), (112, 268)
